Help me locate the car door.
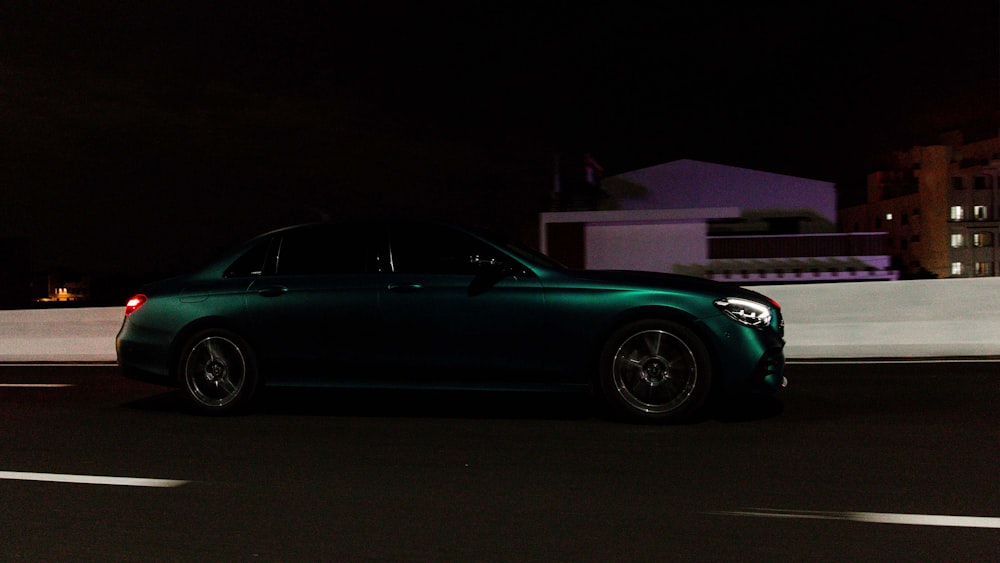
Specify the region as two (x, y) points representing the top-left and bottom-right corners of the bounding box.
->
(378, 222), (547, 387)
(244, 223), (380, 384)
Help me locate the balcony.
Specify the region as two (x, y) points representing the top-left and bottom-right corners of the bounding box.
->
(708, 232), (888, 259)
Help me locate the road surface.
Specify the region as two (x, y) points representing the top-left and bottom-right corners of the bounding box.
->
(1, 361), (997, 561)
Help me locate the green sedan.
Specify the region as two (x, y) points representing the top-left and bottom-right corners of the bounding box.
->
(116, 219), (785, 422)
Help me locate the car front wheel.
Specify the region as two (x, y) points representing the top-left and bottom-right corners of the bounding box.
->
(177, 329), (258, 415)
(599, 320), (712, 422)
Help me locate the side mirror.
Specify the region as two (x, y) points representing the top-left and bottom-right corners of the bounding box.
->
(469, 254), (504, 270)
(467, 255), (519, 295)
(469, 254), (525, 275)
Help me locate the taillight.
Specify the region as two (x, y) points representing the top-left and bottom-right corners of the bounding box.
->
(124, 294), (147, 317)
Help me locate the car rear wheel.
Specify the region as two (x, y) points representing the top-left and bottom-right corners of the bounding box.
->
(178, 329), (258, 415)
(599, 319), (712, 422)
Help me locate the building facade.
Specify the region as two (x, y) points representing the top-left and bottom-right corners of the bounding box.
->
(541, 159), (896, 282)
(839, 130), (1000, 279)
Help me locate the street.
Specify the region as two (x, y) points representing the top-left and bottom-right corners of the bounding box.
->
(1, 361), (997, 561)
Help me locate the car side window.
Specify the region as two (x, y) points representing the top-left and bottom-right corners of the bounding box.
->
(389, 224), (500, 275)
(275, 225), (369, 276)
(224, 237), (275, 277)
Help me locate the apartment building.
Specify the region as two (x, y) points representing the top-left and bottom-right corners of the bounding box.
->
(839, 129), (1000, 278)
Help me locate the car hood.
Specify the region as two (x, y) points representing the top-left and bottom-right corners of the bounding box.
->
(557, 269), (775, 303)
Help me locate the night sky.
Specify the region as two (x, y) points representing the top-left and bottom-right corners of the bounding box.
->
(2, 2), (998, 282)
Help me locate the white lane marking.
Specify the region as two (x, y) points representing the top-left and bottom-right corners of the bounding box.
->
(0, 383), (74, 388)
(787, 358), (1000, 365)
(714, 508), (1000, 529)
(0, 471), (188, 488)
(0, 363), (117, 367)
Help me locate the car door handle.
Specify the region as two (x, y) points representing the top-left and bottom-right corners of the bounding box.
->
(257, 286), (289, 297)
(387, 283), (422, 293)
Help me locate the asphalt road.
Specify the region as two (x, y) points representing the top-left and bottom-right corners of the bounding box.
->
(1, 362), (997, 562)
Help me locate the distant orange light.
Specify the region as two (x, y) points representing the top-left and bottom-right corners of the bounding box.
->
(125, 294), (147, 317)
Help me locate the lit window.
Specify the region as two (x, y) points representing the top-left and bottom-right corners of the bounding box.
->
(950, 206), (965, 221)
(951, 262), (963, 275)
(974, 205), (988, 220)
(951, 234), (965, 248)
(976, 262), (992, 275)
(973, 232), (994, 247)
(885, 213), (893, 221)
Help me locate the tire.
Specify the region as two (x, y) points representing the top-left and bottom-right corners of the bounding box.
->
(177, 329), (258, 415)
(598, 319), (712, 422)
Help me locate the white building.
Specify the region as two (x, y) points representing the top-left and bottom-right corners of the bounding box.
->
(540, 159), (896, 283)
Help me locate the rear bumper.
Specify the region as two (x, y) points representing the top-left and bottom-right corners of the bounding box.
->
(116, 330), (175, 388)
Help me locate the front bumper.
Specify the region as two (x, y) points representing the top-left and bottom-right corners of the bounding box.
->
(751, 346), (787, 392)
(699, 314), (786, 394)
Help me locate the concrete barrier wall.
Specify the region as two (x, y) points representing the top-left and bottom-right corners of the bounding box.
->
(757, 277), (1000, 358)
(1, 277), (998, 362)
(0, 307), (123, 362)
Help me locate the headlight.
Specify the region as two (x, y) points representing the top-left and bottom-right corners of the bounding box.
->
(714, 297), (772, 329)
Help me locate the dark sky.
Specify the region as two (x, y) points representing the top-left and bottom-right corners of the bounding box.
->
(2, 2), (998, 277)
